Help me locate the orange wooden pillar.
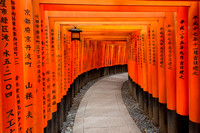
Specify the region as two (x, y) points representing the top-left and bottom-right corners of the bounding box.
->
(33, 0), (43, 132)
(147, 25), (153, 119)
(20, 0), (38, 132)
(131, 33), (137, 100)
(188, 2), (200, 132)
(176, 7), (189, 132)
(13, 0), (26, 132)
(151, 22), (159, 126)
(141, 28), (148, 114)
(165, 12), (177, 133)
(45, 12), (53, 132)
(0, 0), (18, 132)
(134, 32), (139, 102)
(49, 19), (58, 133)
(157, 18), (167, 133)
(40, 5), (48, 129)
(137, 31), (144, 110)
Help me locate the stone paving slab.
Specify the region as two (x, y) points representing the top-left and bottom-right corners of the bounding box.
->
(73, 73), (141, 133)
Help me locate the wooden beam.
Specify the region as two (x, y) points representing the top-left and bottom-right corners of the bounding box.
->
(43, 4), (181, 12)
(47, 11), (166, 18)
(40, 0), (190, 6)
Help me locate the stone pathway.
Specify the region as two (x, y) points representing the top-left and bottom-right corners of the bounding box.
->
(73, 73), (141, 133)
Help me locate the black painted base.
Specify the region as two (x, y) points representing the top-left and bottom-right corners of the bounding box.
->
(177, 113), (189, 133)
(189, 120), (200, 133)
(136, 84), (139, 102)
(148, 93), (153, 119)
(167, 109), (177, 133)
(138, 86), (144, 110)
(143, 91), (148, 114)
(152, 97), (159, 126)
(159, 103), (167, 133)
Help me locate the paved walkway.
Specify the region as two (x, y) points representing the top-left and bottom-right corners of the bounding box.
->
(73, 73), (141, 133)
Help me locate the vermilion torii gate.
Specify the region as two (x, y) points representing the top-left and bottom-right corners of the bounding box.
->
(0, 0), (199, 133)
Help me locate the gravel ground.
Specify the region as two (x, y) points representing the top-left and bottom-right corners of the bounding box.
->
(121, 80), (159, 133)
(61, 78), (100, 133)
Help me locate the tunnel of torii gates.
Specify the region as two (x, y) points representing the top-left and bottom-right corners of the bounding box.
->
(0, 0), (200, 133)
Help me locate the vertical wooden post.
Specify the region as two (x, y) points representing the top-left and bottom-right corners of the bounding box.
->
(188, 2), (200, 132)
(165, 12), (177, 133)
(151, 21), (159, 126)
(176, 6), (189, 132)
(21, 0), (37, 132)
(157, 18), (167, 133)
(0, 0), (18, 132)
(40, 4), (47, 129)
(141, 27), (148, 114)
(147, 25), (153, 119)
(33, 0), (43, 132)
(49, 18), (57, 133)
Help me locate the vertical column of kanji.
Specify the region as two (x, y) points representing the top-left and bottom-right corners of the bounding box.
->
(66, 31), (71, 90)
(176, 7), (189, 132)
(134, 33), (138, 86)
(109, 44), (111, 66)
(75, 40), (79, 78)
(141, 28), (148, 114)
(151, 22), (159, 126)
(115, 43), (118, 66)
(138, 31), (144, 110)
(113, 44), (118, 66)
(54, 23), (61, 104)
(67, 33), (72, 86)
(44, 11), (52, 123)
(49, 19), (57, 115)
(70, 40), (74, 84)
(63, 28), (67, 95)
(82, 38), (85, 74)
(82, 39), (86, 73)
(78, 38), (82, 76)
(73, 40), (76, 81)
(73, 39), (76, 80)
(101, 42), (104, 68)
(111, 45), (114, 66)
(111, 45), (114, 67)
(105, 43), (108, 66)
(0, 0), (18, 132)
(40, 4), (47, 128)
(104, 44), (107, 67)
(49, 19), (57, 133)
(140, 31), (143, 89)
(95, 41), (98, 69)
(87, 40), (92, 71)
(12, 0), (25, 132)
(188, 2), (200, 132)
(157, 18), (167, 133)
(61, 26), (66, 96)
(147, 25), (153, 119)
(58, 24), (62, 102)
(127, 36), (130, 76)
(131, 33), (136, 84)
(32, 0), (43, 132)
(97, 41), (100, 69)
(118, 45), (121, 66)
(21, 0), (37, 132)
(79, 38), (82, 75)
(165, 12), (176, 133)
